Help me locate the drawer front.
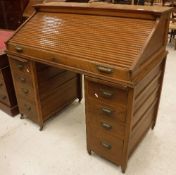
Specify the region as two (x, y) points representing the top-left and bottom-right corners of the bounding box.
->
(87, 125), (124, 165)
(15, 84), (35, 101)
(38, 70), (77, 99)
(41, 77), (78, 120)
(0, 93), (10, 105)
(13, 73), (33, 88)
(0, 71), (6, 93)
(18, 99), (38, 123)
(85, 79), (128, 107)
(9, 58), (31, 76)
(0, 71), (10, 105)
(86, 113), (125, 140)
(86, 98), (126, 123)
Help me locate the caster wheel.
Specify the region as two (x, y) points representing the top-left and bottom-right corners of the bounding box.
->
(39, 125), (44, 131)
(20, 114), (24, 119)
(78, 98), (82, 103)
(87, 149), (91, 155)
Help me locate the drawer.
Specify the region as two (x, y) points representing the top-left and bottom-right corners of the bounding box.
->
(0, 71), (6, 92)
(41, 77), (78, 120)
(0, 67), (17, 106)
(13, 73), (33, 89)
(0, 72), (11, 105)
(36, 63), (65, 84)
(18, 99), (38, 123)
(0, 93), (10, 106)
(86, 97), (126, 123)
(15, 84), (35, 101)
(86, 112), (125, 140)
(9, 58), (31, 76)
(85, 79), (128, 107)
(38, 71), (77, 99)
(87, 125), (124, 165)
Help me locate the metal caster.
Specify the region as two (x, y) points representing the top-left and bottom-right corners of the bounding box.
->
(39, 125), (44, 131)
(78, 97), (82, 103)
(20, 114), (24, 119)
(87, 149), (92, 155)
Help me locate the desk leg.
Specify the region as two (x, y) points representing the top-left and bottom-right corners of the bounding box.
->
(77, 74), (82, 103)
(151, 58), (166, 129)
(87, 147), (92, 155)
(39, 124), (44, 131)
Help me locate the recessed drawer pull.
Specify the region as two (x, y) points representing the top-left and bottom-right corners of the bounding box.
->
(20, 77), (26, 83)
(15, 46), (23, 53)
(17, 64), (24, 70)
(26, 106), (31, 111)
(100, 89), (113, 98)
(24, 104), (31, 111)
(22, 88), (29, 94)
(101, 142), (112, 150)
(1, 96), (7, 100)
(101, 107), (113, 115)
(101, 122), (112, 130)
(97, 65), (113, 74)
(0, 83), (3, 87)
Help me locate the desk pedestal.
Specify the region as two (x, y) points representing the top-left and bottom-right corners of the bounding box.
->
(85, 58), (165, 173)
(9, 57), (82, 130)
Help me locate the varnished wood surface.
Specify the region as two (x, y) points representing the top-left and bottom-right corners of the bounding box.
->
(6, 3), (171, 173)
(9, 57), (82, 128)
(85, 58), (165, 172)
(23, 0), (44, 17)
(35, 2), (172, 14)
(7, 4), (172, 87)
(0, 54), (18, 116)
(10, 12), (155, 70)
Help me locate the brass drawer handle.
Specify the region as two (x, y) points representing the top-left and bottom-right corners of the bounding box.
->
(20, 77), (26, 83)
(0, 83), (3, 87)
(101, 141), (112, 150)
(101, 122), (112, 130)
(15, 46), (23, 53)
(17, 64), (24, 70)
(22, 88), (29, 94)
(101, 107), (113, 115)
(97, 65), (113, 74)
(100, 89), (113, 98)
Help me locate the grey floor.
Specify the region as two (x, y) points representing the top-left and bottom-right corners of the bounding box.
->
(0, 45), (175, 175)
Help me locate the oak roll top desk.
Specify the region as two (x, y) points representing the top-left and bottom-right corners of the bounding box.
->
(6, 2), (172, 173)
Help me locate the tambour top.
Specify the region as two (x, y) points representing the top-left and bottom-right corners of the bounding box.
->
(6, 3), (172, 85)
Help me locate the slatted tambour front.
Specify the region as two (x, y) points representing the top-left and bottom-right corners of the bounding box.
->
(11, 12), (155, 69)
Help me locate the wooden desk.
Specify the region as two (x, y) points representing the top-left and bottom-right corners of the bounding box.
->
(0, 30), (19, 116)
(23, 0), (44, 18)
(6, 3), (172, 173)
